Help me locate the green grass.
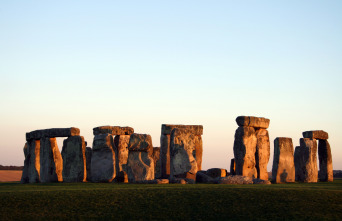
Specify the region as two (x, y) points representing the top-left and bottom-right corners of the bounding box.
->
(1, 180), (342, 220)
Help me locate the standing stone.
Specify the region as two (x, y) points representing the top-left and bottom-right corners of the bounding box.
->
(294, 138), (318, 182)
(318, 139), (333, 182)
(230, 158), (236, 175)
(61, 136), (86, 182)
(91, 134), (116, 182)
(40, 137), (63, 183)
(271, 137), (295, 183)
(27, 140), (41, 183)
(194, 135), (203, 171)
(170, 128), (198, 181)
(255, 129), (270, 180)
(152, 147), (161, 179)
(85, 147), (92, 182)
(160, 134), (171, 178)
(113, 135), (130, 182)
(233, 126), (257, 178)
(20, 143), (29, 183)
(127, 133), (154, 183)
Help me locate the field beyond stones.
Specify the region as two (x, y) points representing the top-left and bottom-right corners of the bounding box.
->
(1, 181), (341, 220)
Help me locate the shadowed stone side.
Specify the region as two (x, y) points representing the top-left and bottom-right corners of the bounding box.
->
(318, 140), (333, 182)
(21, 141), (40, 183)
(85, 147), (92, 182)
(20, 143), (29, 183)
(255, 129), (270, 180)
(114, 135), (130, 182)
(61, 136), (86, 182)
(152, 147), (161, 179)
(206, 168), (227, 178)
(40, 137), (63, 183)
(233, 126), (257, 178)
(230, 158), (236, 175)
(26, 127), (80, 141)
(272, 137), (295, 183)
(160, 134), (171, 178)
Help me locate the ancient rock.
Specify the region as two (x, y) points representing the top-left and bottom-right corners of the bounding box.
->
(127, 133), (154, 183)
(255, 129), (270, 180)
(218, 175), (253, 184)
(26, 127), (80, 141)
(253, 178), (271, 185)
(160, 134), (171, 178)
(156, 179), (169, 184)
(194, 135), (203, 171)
(20, 143), (29, 183)
(93, 126), (134, 136)
(61, 136), (86, 182)
(152, 147), (161, 179)
(233, 126), (257, 178)
(170, 128), (199, 181)
(161, 124), (203, 135)
(271, 137), (295, 183)
(206, 168), (227, 178)
(303, 130), (329, 140)
(21, 141), (40, 184)
(230, 158), (236, 175)
(113, 135), (130, 179)
(294, 138), (318, 182)
(85, 147), (92, 182)
(40, 137), (63, 183)
(318, 140), (333, 182)
(236, 116), (270, 129)
(196, 171), (215, 184)
(91, 134), (116, 182)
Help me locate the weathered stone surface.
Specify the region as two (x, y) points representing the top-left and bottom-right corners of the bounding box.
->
(152, 147), (161, 179)
(91, 134), (116, 182)
(233, 126), (257, 178)
(160, 134), (171, 178)
(206, 168), (227, 178)
(218, 175), (253, 184)
(271, 137), (295, 183)
(318, 140), (333, 182)
(40, 137), (63, 183)
(303, 130), (329, 140)
(21, 141), (40, 184)
(162, 124), (203, 135)
(294, 138), (318, 182)
(253, 178), (271, 185)
(194, 135), (203, 171)
(93, 126), (134, 136)
(255, 129), (270, 180)
(128, 133), (153, 153)
(236, 116), (270, 129)
(85, 147), (92, 182)
(26, 127), (80, 141)
(170, 128), (199, 181)
(196, 171), (215, 184)
(230, 158), (236, 175)
(113, 135), (130, 178)
(20, 143), (29, 183)
(127, 151), (154, 183)
(61, 136), (86, 182)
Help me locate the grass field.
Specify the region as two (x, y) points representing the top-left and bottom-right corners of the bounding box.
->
(1, 180), (341, 220)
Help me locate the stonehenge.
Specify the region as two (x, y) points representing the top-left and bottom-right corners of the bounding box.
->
(294, 138), (318, 182)
(272, 137), (295, 183)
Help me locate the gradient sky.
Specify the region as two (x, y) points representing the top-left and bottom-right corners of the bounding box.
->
(1, 1), (341, 170)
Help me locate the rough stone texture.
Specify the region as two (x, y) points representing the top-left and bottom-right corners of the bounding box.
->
(20, 143), (29, 183)
(160, 134), (171, 178)
(26, 127), (80, 141)
(93, 126), (134, 136)
(152, 147), (161, 179)
(128, 133), (153, 153)
(194, 135), (203, 171)
(230, 158), (236, 175)
(161, 124), (203, 135)
(218, 175), (253, 184)
(61, 136), (86, 182)
(40, 137), (63, 183)
(206, 168), (227, 178)
(170, 128), (199, 181)
(127, 151), (154, 183)
(303, 130), (329, 140)
(294, 138), (318, 182)
(253, 178), (271, 185)
(91, 134), (116, 182)
(85, 147), (92, 182)
(255, 129), (270, 180)
(113, 135), (130, 180)
(236, 116), (270, 129)
(271, 137), (295, 183)
(196, 171), (215, 183)
(318, 139), (333, 182)
(233, 126), (257, 178)
(21, 141), (40, 183)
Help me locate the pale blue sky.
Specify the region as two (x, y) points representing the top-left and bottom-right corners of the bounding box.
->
(1, 1), (341, 170)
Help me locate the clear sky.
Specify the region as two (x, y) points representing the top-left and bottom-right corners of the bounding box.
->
(1, 1), (341, 170)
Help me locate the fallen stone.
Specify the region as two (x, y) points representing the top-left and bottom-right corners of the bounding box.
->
(40, 137), (63, 183)
(230, 158), (236, 175)
(233, 126), (257, 178)
(271, 137), (295, 183)
(61, 136), (86, 182)
(26, 127), (80, 141)
(196, 171), (215, 184)
(152, 147), (161, 179)
(93, 126), (134, 136)
(127, 151), (154, 183)
(303, 130), (329, 140)
(218, 175), (253, 184)
(91, 134), (116, 182)
(253, 178), (271, 185)
(318, 140), (333, 182)
(161, 124), (203, 135)
(236, 116), (270, 129)
(160, 134), (171, 178)
(255, 129), (270, 180)
(156, 179), (169, 184)
(113, 135), (130, 177)
(85, 147), (92, 182)
(206, 168), (227, 178)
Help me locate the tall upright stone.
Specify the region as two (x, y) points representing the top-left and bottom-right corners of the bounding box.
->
(255, 129), (270, 180)
(152, 147), (161, 179)
(40, 137), (63, 183)
(294, 138), (318, 182)
(160, 134), (171, 178)
(85, 147), (92, 182)
(233, 126), (257, 178)
(271, 137), (295, 183)
(127, 133), (154, 183)
(21, 141), (40, 183)
(318, 139), (333, 182)
(113, 135), (130, 182)
(61, 136), (86, 182)
(230, 158), (236, 175)
(91, 134), (116, 182)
